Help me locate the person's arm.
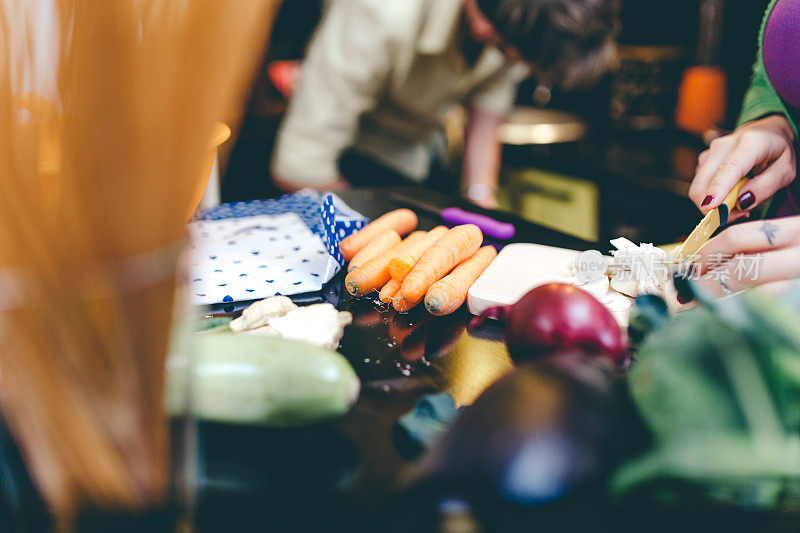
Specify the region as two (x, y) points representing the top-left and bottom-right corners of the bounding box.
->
(271, 0), (395, 191)
(737, 1), (796, 137)
(689, 115), (795, 218)
(462, 63), (528, 207)
(689, 0), (798, 216)
(462, 106), (504, 208)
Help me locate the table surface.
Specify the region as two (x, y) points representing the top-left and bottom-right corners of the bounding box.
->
(193, 187), (789, 532)
(195, 186), (599, 528)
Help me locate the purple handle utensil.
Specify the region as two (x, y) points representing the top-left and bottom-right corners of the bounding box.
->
(441, 207), (516, 240)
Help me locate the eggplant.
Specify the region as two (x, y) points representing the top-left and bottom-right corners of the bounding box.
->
(403, 351), (647, 531)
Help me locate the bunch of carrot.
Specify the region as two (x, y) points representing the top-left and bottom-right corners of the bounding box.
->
(342, 209), (497, 315)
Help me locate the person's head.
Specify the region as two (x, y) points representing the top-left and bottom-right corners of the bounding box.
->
(463, 0), (616, 88)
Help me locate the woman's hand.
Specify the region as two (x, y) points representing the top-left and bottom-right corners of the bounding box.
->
(690, 115), (796, 218)
(688, 215), (800, 296)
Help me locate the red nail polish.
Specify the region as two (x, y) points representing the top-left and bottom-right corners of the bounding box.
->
(701, 195), (714, 206)
(738, 191), (755, 210)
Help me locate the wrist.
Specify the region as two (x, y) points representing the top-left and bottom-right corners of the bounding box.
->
(463, 182), (496, 204)
(758, 114), (795, 142)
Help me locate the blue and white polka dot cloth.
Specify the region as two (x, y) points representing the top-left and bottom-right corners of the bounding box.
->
(188, 190), (365, 305)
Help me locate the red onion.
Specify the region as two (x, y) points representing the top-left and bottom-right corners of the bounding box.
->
(471, 283), (628, 366)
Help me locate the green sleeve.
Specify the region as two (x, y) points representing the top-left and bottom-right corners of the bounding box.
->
(737, 0), (798, 138)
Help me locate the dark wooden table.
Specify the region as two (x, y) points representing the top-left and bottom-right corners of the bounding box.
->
(194, 186), (600, 531)
(193, 187), (792, 532)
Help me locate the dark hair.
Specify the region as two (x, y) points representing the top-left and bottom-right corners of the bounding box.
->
(476, 0), (616, 88)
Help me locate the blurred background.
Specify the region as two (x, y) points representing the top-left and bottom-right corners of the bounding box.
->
(221, 0), (769, 246)
(6, 2), (798, 530)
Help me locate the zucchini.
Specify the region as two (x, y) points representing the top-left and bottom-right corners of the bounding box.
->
(196, 316), (232, 331)
(167, 332), (360, 426)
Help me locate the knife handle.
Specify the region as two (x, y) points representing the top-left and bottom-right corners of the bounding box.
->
(441, 207), (516, 240)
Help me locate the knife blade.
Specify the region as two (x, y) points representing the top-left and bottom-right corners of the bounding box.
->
(390, 193), (516, 240)
(672, 178), (747, 263)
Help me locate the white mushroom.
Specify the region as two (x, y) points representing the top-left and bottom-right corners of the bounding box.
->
(610, 275), (639, 298)
(229, 296), (352, 350)
(576, 275), (610, 299)
(229, 295), (298, 332)
(599, 290), (633, 312)
(267, 304), (353, 350)
(608, 239), (669, 298)
(241, 324), (278, 336)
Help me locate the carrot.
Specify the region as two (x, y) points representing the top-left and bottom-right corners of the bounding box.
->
(378, 279), (402, 303)
(392, 295), (422, 313)
(398, 224), (483, 305)
(388, 225), (449, 280)
(348, 229), (401, 272)
(345, 231), (426, 296)
(340, 208), (418, 261)
(424, 246), (497, 315)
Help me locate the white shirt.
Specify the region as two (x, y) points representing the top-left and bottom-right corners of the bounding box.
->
(272, 0), (528, 186)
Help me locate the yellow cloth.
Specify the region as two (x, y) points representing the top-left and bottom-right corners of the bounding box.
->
(272, 0), (528, 186)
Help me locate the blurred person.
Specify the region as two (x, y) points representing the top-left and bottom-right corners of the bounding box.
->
(271, 0), (615, 207)
(686, 0), (800, 294)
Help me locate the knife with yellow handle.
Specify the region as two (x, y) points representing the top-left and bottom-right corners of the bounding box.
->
(672, 178), (748, 263)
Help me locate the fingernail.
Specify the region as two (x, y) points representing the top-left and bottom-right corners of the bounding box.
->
(738, 191), (755, 210)
(701, 195), (714, 207)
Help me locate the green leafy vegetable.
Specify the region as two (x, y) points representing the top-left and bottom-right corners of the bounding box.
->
(614, 283), (800, 510)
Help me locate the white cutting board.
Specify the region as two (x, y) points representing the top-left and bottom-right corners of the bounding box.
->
(468, 243), (581, 316)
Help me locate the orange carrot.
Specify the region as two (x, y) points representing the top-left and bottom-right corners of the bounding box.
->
(388, 225), (449, 280)
(348, 229), (401, 272)
(345, 231), (426, 296)
(398, 224), (483, 304)
(392, 295), (422, 313)
(340, 208), (418, 261)
(378, 279), (402, 303)
(424, 246), (497, 315)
